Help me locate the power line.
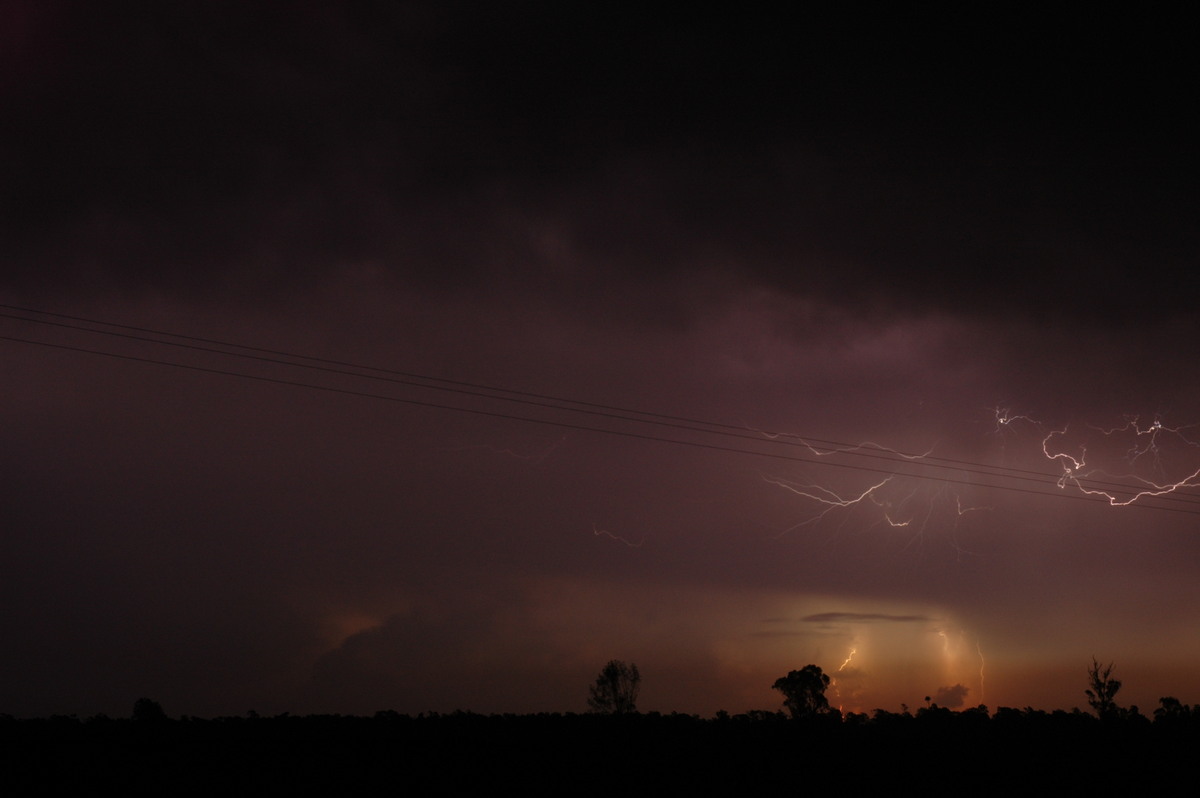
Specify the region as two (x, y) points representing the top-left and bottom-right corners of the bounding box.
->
(3, 308), (1199, 516)
(5, 336), (1198, 520)
(4, 304), (1189, 503)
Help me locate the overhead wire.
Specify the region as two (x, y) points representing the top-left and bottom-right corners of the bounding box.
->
(3, 304), (1199, 516)
(0, 305), (1164, 492)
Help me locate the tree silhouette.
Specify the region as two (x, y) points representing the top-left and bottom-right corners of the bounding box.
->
(1154, 696), (1192, 724)
(772, 665), (831, 719)
(131, 697), (167, 723)
(1085, 657), (1122, 719)
(587, 660), (640, 714)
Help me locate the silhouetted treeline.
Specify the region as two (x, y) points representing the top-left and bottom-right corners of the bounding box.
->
(3, 706), (1199, 794)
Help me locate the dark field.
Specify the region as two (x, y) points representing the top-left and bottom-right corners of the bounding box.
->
(4, 708), (1196, 794)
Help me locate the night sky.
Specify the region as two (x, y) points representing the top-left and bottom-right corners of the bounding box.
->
(4, 2), (1200, 719)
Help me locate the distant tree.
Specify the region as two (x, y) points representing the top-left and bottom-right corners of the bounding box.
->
(1154, 696), (1192, 725)
(772, 665), (831, 719)
(1085, 657), (1122, 719)
(131, 697), (167, 723)
(587, 660), (640, 714)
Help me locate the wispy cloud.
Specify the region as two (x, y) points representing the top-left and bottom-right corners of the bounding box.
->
(802, 613), (931, 624)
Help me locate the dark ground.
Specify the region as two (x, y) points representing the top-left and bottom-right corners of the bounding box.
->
(3, 709), (1195, 795)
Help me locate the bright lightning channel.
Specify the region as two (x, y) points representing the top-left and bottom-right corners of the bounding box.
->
(747, 427), (935, 461)
(990, 406), (1040, 434)
(1042, 417), (1200, 506)
(831, 647), (858, 712)
(763, 475), (902, 533)
(977, 639), (986, 707)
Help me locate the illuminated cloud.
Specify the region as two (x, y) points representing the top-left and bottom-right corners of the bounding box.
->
(933, 683), (970, 709)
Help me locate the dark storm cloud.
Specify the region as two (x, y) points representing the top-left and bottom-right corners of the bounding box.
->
(933, 683), (970, 709)
(308, 603), (522, 713)
(803, 613), (932, 625)
(5, 3), (1199, 321)
(6, 3), (1200, 720)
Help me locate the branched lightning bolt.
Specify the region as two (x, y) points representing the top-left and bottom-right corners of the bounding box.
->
(746, 426), (936, 461)
(954, 495), (990, 517)
(1091, 415), (1200, 467)
(764, 475), (896, 534)
(591, 523), (644, 548)
(1042, 420), (1200, 506)
(831, 647), (858, 712)
(764, 463), (993, 550)
(868, 489), (915, 527)
(990, 406), (1041, 434)
(1062, 467), (1200, 506)
(943, 495), (991, 560)
(1042, 426), (1088, 478)
(751, 427), (1005, 546)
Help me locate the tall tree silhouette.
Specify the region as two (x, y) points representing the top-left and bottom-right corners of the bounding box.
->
(773, 665), (831, 719)
(587, 660), (640, 714)
(1085, 657), (1122, 719)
